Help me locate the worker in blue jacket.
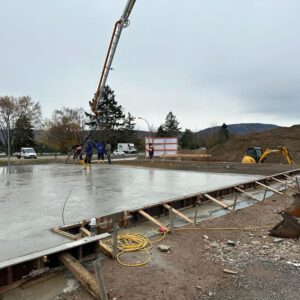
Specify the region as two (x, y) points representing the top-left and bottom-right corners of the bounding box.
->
(97, 141), (105, 163)
(84, 140), (94, 164)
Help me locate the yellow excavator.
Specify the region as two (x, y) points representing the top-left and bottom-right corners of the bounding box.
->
(242, 146), (293, 165)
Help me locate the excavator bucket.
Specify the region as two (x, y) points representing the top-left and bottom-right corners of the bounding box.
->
(269, 211), (300, 238)
(286, 193), (300, 218)
(242, 155), (256, 164)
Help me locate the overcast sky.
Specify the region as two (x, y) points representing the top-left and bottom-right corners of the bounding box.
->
(0, 0), (299, 131)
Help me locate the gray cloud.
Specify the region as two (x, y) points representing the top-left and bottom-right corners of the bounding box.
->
(0, 0), (299, 130)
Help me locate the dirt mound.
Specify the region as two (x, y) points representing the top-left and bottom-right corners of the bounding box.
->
(211, 125), (300, 163)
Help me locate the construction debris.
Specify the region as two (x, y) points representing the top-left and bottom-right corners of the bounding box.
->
(157, 245), (171, 252)
(251, 240), (261, 246)
(287, 261), (300, 267)
(273, 238), (284, 243)
(226, 240), (236, 247)
(223, 269), (238, 275)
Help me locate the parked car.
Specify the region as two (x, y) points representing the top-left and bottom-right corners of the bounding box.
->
(113, 150), (125, 156)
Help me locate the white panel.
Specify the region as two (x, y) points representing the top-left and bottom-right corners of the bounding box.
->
(144, 137), (178, 157)
(154, 138), (165, 144)
(165, 138), (177, 143)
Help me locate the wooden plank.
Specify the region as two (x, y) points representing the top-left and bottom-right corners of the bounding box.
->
(80, 227), (91, 237)
(203, 193), (229, 209)
(283, 174), (293, 179)
(234, 187), (260, 202)
(271, 177), (294, 188)
(57, 221), (86, 231)
(58, 253), (99, 299)
(138, 210), (169, 232)
(51, 227), (78, 240)
(162, 203), (193, 224)
(255, 181), (283, 195)
(98, 241), (113, 259)
(0, 233), (110, 270)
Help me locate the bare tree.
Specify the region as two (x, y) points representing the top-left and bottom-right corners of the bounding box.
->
(0, 96), (41, 153)
(42, 107), (87, 153)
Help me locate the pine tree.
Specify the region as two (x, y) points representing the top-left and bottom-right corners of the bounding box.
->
(162, 111), (181, 137)
(120, 112), (137, 142)
(156, 125), (166, 137)
(86, 86), (125, 143)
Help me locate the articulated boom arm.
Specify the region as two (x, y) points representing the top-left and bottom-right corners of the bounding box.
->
(90, 0), (136, 114)
(259, 146), (293, 165)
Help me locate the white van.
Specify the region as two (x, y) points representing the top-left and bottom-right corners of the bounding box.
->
(117, 143), (137, 154)
(16, 147), (37, 159)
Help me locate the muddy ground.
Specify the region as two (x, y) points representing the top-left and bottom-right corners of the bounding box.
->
(114, 159), (298, 176)
(59, 173), (300, 299)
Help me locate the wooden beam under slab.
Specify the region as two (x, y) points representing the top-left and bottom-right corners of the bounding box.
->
(234, 187), (260, 202)
(283, 173), (293, 179)
(58, 253), (100, 299)
(203, 193), (229, 209)
(162, 203), (193, 224)
(255, 181), (283, 195)
(80, 227), (91, 237)
(271, 177), (294, 188)
(98, 241), (113, 259)
(138, 210), (169, 232)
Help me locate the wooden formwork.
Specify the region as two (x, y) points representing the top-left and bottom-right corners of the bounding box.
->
(1, 168), (299, 292)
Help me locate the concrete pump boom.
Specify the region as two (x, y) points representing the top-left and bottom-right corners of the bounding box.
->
(90, 0), (136, 114)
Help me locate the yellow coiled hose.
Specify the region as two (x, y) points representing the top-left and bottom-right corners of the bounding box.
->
(105, 229), (166, 267)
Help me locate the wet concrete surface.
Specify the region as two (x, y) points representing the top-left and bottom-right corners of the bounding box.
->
(0, 164), (262, 262)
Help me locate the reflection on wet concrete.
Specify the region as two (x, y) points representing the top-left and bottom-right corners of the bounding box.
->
(0, 164), (262, 262)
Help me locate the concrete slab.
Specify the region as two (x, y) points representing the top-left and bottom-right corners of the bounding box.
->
(0, 164), (262, 263)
